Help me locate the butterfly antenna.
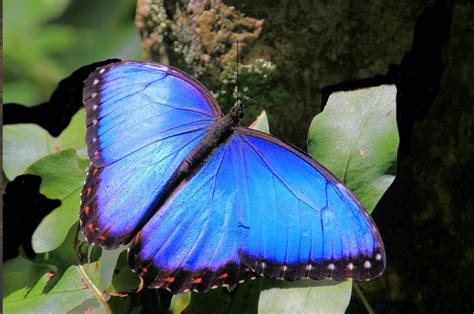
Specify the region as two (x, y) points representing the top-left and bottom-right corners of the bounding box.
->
(230, 40), (243, 121)
(236, 40), (240, 101)
(236, 40), (243, 115)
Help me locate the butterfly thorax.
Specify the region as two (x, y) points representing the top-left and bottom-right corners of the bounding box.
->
(179, 109), (239, 175)
(174, 103), (242, 181)
(124, 109), (240, 242)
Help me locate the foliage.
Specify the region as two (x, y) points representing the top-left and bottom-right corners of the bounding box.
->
(308, 85), (399, 213)
(4, 0), (141, 106)
(3, 109), (87, 180)
(3, 83), (398, 313)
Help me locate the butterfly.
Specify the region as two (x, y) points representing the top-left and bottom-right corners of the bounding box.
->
(79, 61), (385, 294)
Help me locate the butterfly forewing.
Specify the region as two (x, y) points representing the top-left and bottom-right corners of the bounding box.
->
(80, 62), (221, 248)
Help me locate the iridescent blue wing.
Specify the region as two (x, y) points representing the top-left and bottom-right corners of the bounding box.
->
(129, 142), (255, 292)
(235, 128), (385, 281)
(80, 61), (222, 248)
(128, 128), (385, 293)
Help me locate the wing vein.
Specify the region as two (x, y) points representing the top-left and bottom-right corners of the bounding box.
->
(142, 91), (215, 118)
(96, 127), (207, 166)
(239, 134), (314, 210)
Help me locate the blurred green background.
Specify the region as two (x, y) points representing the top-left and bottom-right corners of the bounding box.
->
(4, 0), (140, 106)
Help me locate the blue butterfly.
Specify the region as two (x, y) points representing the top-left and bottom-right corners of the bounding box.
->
(79, 61), (385, 293)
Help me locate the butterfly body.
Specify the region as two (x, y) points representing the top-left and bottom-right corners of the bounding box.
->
(80, 61), (386, 293)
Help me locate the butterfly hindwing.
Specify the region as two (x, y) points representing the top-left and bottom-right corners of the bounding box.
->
(128, 128), (385, 293)
(235, 128), (385, 281)
(80, 62), (222, 248)
(128, 142), (255, 292)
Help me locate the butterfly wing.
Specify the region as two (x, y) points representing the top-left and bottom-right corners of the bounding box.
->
(80, 61), (222, 248)
(128, 128), (385, 293)
(235, 128), (385, 281)
(128, 141), (256, 293)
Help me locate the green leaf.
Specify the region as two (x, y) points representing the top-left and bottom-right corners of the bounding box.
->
(308, 85), (399, 213)
(32, 191), (81, 254)
(4, 263), (111, 314)
(249, 110), (270, 133)
(3, 256), (54, 300)
(106, 250), (140, 294)
(27, 150), (86, 253)
(170, 292), (192, 314)
(25, 149), (85, 199)
(259, 280), (352, 314)
(3, 109), (86, 180)
(56, 108), (87, 159)
(32, 222), (81, 272)
(7, 224), (112, 313)
(100, 247), (127, 291)
(3, 124), (54, 180)
(106, 268), (140, 295)
(256, 278), (352, 314)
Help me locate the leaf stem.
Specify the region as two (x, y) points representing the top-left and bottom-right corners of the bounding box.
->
(353, 282), (374, 314)
(78, 264), (112, 314)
